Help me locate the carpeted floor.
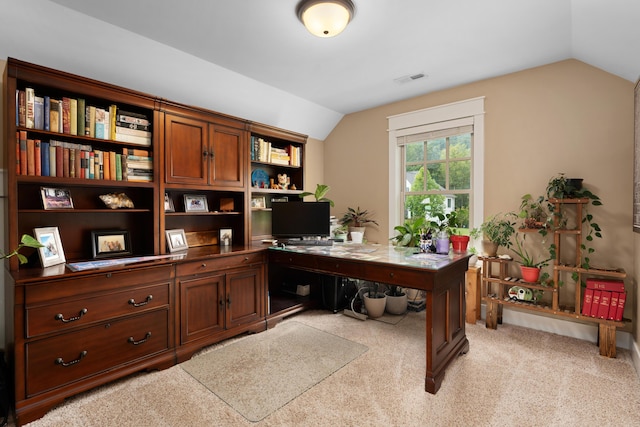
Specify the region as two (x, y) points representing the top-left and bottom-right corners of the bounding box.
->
(21, 309), (640, 426)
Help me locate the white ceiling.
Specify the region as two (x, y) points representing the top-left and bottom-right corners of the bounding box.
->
(47, 0), (640, 116)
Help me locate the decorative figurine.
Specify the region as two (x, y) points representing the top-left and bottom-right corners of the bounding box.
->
(277, 174), (290, 190)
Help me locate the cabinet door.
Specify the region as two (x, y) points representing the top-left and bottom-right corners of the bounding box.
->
(210, 124), (246, 188)
(179, 274), (225, 344)
(165, 114), (209, 185)
(226, 266), (264, 329)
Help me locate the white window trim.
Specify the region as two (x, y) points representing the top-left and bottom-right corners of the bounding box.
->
(387, 97), (485, 239)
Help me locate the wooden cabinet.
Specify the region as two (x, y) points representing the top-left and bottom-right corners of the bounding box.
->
(480, 198), (627, 357)
(249, 123), (307, 241)
(175, 251), (266, 361)
(163, 110), (246, 189)
(10, 264), (175, 426)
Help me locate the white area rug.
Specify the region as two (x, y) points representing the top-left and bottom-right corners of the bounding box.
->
(180, 321), (368, 422)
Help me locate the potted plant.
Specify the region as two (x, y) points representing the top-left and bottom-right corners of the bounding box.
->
(470, 213), (517, 257)
(2, 234), (43, 264)
(362, 282), (386, 318)
(446, 208), (470, 252)
(518, 194), (548, 230)
(389, 217), (425, 250)
(298, 183), (334, 206)
(332, 224), (349, 241)
(427, 213), (451, 254)
(340, 206), (378, 243)
(384, 285), (408, 315)
(510, 232), (552, 283)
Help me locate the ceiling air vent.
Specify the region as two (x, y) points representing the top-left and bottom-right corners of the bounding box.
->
(393, 73), (426, 85)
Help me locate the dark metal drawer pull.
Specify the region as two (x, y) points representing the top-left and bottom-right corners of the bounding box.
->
(128, 295), (153, 307)
(55, 308), (88, 323)
(128, 332), (152, 345)
(55, 351), (87, 367)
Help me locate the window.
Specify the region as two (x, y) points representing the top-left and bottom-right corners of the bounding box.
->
(388, 97), (485, 238)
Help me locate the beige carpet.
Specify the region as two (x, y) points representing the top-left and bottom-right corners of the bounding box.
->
(21, 309), (640, 427)
(180, 321), (368, 421)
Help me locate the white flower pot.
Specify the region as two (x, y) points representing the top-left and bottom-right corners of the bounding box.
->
(363, 293), (386, 318)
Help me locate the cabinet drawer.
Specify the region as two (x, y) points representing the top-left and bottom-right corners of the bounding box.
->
(25, 309), (169, 398)
(25, 265), (173, 305)
(26, 283), (170, 338)
(176, 252), (264, 277)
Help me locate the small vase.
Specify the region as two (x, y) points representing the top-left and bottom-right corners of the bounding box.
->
(435, 231), (450, 254)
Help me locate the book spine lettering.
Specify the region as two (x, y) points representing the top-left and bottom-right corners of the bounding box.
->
(41, 141), (50, 177)
(19, 131), (27, 175)
(589, 290), (601, 317)
(597, 291), (611, 319)
(585, 278), (625, 293)
(44, 96), (50, 131)
(25, 88), (35, 129)
(17, 90), (26, 127)
(26, 139), (35, 176)
(34, 96), (44, 130)
(581, 288), (593, 316)
(34, 140), (41, 176)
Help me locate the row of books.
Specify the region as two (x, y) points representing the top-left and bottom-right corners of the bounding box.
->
(16, 88), (152, 146)
(581, 278), (626, 321)
(250, 136), (301, 166)
(16, 131), (152, 182)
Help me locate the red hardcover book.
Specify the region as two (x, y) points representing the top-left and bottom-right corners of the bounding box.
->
(607, 292), (619, 320)
(589, 290), (601, 317)
(615, 292), (626, 322)
(34, 139), (41, 176)
(597, 291), (611, 319)
(63, 148), (70, 177)
(26, 138), (35, 176)
(75, 149), (82, 179)
(62, 97), (71, 134)
(581, 288), (594, 317)
(56, 144), (64, 177)
(586, 278), (625, 293)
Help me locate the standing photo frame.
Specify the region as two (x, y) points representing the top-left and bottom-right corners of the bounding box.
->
(40, 187), (74, 210)
(184, 194), (209, 213)
(251, 196), (266, 209)
(165, 192), (175, 213)
(219, 228), (232, 246)
(91, 230), (132, 259)
(33, 227), (66, 267)
(166, 229), (188, 252)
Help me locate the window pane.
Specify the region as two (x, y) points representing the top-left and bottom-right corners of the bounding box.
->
(427, 138), (445, 161)
(405, 164), (423, 191)
(405, 141), (424, 162)
(449, 160), (471, 190)
(449, 134), (471, 159)
(427, 163), (445, 188)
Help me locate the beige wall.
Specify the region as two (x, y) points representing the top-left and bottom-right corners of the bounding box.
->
(323, 59), (637, 341)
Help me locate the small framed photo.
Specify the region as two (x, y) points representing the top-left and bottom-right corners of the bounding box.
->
(184, 194), (209, 213)
(166, 229), (188, 252)
(91, 230), (132, 259)
(41, 187), (74, 210)
(164, 193), (175, 213)
(251, 196), (266, 209)
(34, 227), (66, 267)
(219, 228), (232, 246)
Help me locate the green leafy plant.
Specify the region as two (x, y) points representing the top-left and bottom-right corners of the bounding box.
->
(470, 213), (517, 248)
(332, 224), (349, 237)
(299, 183), (334, 207)
(390, 217), (426, 247)
(340, 206), (379, 228)
(518, 194), (548, 230)
(386, 285), (405, 297)
(510, 232), (552, 268)
(2, 234), (44, 264)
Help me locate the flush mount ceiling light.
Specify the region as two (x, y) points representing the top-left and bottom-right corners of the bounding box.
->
(296, 0), (355, 38)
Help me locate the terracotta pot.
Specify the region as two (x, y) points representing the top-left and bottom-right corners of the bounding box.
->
(450, 235), (470, 253)
(520, 265), (541, 283)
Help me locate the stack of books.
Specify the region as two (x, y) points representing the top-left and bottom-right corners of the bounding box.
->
(113, 110), (152, 146)
(581, 278), (626, 321)
(122, 148), (153, 182)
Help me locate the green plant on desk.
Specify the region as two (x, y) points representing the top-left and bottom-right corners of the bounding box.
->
(2, 234), (43, 264)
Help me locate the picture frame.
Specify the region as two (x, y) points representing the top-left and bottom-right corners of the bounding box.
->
(251, 195), (266, 209)
(219, 228), (233, 246)
(166, 229), (188, 252)
(184, 194), (209, 213)
(40, 187), (74, 210)
(91, 230), (132, 259)
(164, 192), (175, 213)
(33, 227), (66, 267)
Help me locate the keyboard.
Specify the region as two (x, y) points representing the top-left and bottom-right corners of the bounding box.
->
(281, 239), (334, 246)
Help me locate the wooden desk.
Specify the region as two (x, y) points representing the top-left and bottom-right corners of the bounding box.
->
(268, 244), (471, 394)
